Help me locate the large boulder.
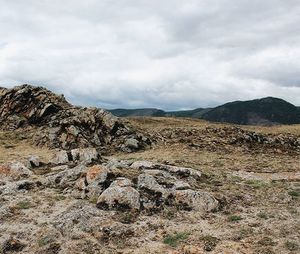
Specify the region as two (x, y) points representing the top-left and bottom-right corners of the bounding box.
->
(44, 164), (87, 188)
(97, 178), (140, 211)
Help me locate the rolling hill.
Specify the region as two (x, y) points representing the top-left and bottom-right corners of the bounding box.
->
(109, 97), (300, 125)
(201, 97), (300, 125)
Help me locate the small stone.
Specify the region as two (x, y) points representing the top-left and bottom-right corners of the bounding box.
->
(174, 189), (218, 212)
(125, 138), (139, 149)
(51, 150), (70, 165)
(27, 155), (40, 168)
(131, 161), (155, 170)
(71, 148), (100, 164)
(173, 180), (191, 190)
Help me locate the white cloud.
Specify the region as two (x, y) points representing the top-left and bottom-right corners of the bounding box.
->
(0, 0), (300, 109)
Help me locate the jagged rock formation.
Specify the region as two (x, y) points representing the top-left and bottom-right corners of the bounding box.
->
(0, 85), (150, 152)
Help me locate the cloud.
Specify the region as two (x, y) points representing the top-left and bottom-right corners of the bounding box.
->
(0, 0), (299, 109)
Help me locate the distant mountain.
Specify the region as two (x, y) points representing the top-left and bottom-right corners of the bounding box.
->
(109, 107), (212, 118)
(202, 97), (300, 125)
(166, 108), (212, 118)
(109, 97), (300, 125)
(109, 108), (165, 117)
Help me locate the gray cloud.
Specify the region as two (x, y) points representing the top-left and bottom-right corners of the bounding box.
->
(0, 0), (299, 109)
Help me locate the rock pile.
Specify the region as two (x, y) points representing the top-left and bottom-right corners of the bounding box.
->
(43, 154), (218, 213)
(0, 85), (150, 152)
(0, 152), (218, 214)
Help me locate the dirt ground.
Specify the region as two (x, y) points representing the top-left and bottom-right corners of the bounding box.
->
(0, 117), (299, 253)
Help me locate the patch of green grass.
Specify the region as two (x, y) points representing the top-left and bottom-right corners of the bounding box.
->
(245, 180), (268, 189)
(213, 160), (224, 167)
(257, 212), (269, 219)
(163, 232), (190, 247)
(16, 200), (32, 209)
(233, 227), (254, 240)
(38, 236), (52, 247)
(54, 195), (66, 201)
(288, 190), (299, 198)
(285, 240), (299, 251)
(89, 196), (98, 204)
(228, 215), (242, 222)
(119, 211), (137, 224)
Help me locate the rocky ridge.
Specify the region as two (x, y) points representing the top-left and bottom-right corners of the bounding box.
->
(154, 126), (300, 154)
(0, 85), (150, 152)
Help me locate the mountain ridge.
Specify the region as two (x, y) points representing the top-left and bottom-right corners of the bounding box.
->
(108, 97), (300, 126)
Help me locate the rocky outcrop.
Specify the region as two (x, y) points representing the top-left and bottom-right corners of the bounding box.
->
(158, 126), (300, 154)
(73, 159), (218, 213)
(0, 84), (151, 152)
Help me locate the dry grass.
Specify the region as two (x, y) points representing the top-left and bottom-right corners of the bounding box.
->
(126, 116), (300, 135)
(0, 131), (54, 164)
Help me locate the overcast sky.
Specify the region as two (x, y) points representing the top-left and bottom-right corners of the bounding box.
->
(0, 0), (300, 109)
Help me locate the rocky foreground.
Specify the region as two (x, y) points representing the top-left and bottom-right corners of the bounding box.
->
(0, 148), (220, 254)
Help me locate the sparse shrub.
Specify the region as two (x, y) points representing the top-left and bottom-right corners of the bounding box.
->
(245, 180), (267, 189)
(257, 212), (268, 219)
(288, 190), (299, 198)
(54, 195), (66, 201)
(89, 196), (98, 204)
(257, 237), (276, 246)
(119, 211), (136, 224)
(285, 240), (299, 251)
(213, 160), (224, 167)
(38, 236), (52, 247)
(162, 207), (177, 220)
(163, 232), (190, 247)
(233, 227), (254, 240)
(228, 215), (242, 222)
(16, 200), (32, 209)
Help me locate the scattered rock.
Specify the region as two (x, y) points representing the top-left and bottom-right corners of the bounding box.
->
(173, 189), (219, 212)
(125, 138), (139, 150)
(51, 150), (70, 165)
(26, 155), (41, 168)
(71, 148), (100, 164)
(45, 164), (87, 188)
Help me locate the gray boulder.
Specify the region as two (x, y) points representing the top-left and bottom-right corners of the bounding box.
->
(173, 189), (219, 212)
(97, 178), (140, 211)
